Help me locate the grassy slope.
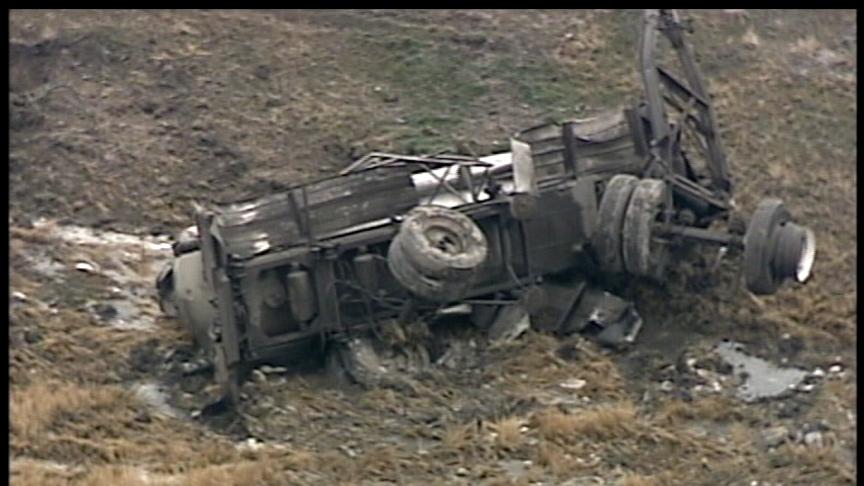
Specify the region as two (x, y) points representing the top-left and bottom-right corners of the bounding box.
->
(9, 9), (856, 485)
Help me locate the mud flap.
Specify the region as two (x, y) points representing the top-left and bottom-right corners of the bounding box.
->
(198, 341), (244, 416)
(520, 280), (643, 349)
(522, 281), (588, 333)
(213, 341), (244, 407)
(487, 304), (530, 344)
(564, 287), (643, 348)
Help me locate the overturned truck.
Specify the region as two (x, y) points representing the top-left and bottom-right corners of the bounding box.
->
(156, 10), (816, 405)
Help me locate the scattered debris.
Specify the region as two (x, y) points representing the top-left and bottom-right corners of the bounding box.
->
(132, 381), (182, 419)
(803, 430), (824, 448)
(237, 437), (265, 452)
(251, 369), (267, 384)
(73, 260), (99, 273)
(259, 365), (288, 375)
(761, 425), (789, 448)
(330, 336), (429, 391)
(742, 28), (761, 49)
(559, 378), (587, 391)
(435, 339), (477, 370)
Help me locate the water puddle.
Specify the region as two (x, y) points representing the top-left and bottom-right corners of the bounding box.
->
(714, 341), (807, 402)
(19, 218), (175, 331)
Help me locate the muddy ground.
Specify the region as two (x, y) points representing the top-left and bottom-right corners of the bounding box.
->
(9, 9), (856, 485)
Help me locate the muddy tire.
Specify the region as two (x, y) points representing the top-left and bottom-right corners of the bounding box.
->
(592, 175), (639, 273)
(622, 178), (670, 279)
(396, 205), (487, 279)
(388, 206), (487, 302)
(388, 236), (472, 302)
(743, 199), (791, 295)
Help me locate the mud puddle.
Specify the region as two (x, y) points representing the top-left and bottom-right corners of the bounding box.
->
(714, 341), (808, 402)
(18, 218), (174, 331)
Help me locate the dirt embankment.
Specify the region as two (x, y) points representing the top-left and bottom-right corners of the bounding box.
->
(10, 9), (856, 485)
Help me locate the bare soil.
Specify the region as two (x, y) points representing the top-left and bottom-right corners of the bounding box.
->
(9, 9), (856, 485)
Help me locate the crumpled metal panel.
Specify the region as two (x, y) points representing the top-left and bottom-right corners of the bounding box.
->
(215, 192), (303, 258)
(567, 110), (641, 176)
(513, 110), (641, 180)
(213, 167), (418, 259)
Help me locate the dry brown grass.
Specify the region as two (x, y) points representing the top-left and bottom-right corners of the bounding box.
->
(820, 378), (857, 410)
(579, 355), (626, 396)
(727, 422), (755, 448)
(9, 267), (40, 294)
(10, 225), (59, 245)
(312, 449), (361, 479)
(490, 416), (524, 450)
(10, 382), (129, 440)
(178, 460), (283, 486)
(534, 402), (638, 442)
(358, 444), (401, 479)
(280, 449), (318, 472)
(789, 35), (824, 55)
(658, 395), (741, 424)
(769, 443), (856, 484)
(10, 380), (250, 470)
(76, 466), (150, 486)
(617, 473), (662, 486)
(10, 459), (80, 486)
(498, 334), (626, 401)
(534, 442), (574, 478)
(442, 421), (476, 452)
(73, 460), (294, 486)
(498, 334), (566, 377)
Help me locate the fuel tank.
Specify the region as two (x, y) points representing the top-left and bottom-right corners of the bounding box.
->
(161, 250), (217, 351)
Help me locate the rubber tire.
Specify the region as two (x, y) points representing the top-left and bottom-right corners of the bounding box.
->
(387, 235), (473, 302)
(622, 178), (670, 279)
(743, 198), (791, 295)
(396, 205), (487, 280)
(591, 175), (639, 273)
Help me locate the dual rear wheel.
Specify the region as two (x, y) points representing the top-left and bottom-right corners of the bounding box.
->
(387, 205), (488, 302)
(592, 174), (670, 280)
(591, 176), (816, 295)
